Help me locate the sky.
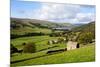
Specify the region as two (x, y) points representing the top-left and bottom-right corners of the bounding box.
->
(11, 0), (95, 24)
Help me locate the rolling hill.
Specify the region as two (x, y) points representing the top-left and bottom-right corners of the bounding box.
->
(11, 18), (74, 29)
(11, 18), (74, 35)
(72, 21), (95, 33)
(10, 19), (95, 66)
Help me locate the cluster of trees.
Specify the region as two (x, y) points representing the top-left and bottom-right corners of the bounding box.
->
(23, 42), (36, 53)
(11, 32), (45, 39)
(11, 44), (18, 54)
(63, 31), (94, 45)
(49, 31), (70, 37)
(77, 32), (94, 45)
(11, 42), (36, 55)
(49, 32), (62, 37)
(71, 22), (95, 45)
(49, 30), (94, 45)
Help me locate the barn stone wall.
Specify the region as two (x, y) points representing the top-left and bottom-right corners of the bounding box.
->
(67, 41), (78, 50)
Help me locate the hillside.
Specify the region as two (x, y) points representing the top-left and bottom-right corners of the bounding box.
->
(72, 21), (95, 33)
(11, 19), (95, 66)
(11, 18), (74, 35)
(11, 18), (74, 29)
(11, 45), (95, 66)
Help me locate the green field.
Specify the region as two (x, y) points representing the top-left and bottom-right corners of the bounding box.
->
(11, 36), (65, 50)
(11, 27), (52, 35)
(10, 18), (95, 67)
(11, 45), (95, 66)
(11, 35), (95, 67)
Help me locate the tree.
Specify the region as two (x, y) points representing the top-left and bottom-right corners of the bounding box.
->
(10, 44), (18, 54)
(23, 42), (36, 53)
(78, 32), (93, 44)
(65, 36), (68, 42)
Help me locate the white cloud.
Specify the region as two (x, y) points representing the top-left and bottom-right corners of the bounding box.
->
(75, 13), (95, 23)
(32, 3), (81, 20)
(29, 3), (95, 23)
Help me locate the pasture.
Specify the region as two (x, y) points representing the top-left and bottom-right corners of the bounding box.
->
(11, 44), (95, 66)
(11, 35), (95, 67)
(11, 36), (66, 50)
(11, 27), (52, 35)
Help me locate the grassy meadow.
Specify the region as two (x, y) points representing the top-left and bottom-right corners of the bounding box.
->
(10, 18), (95, 66)
(11, 44), (95, 66)
(11, 34), (95, 66)
(11, 36), (65, 50)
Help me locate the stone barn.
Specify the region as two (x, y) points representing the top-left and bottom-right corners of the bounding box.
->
(67, 41), (79, 50)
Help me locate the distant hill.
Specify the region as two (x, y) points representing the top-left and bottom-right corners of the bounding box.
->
(73, 23), (84, 27)
(11, 18), (74, 29)
(72, 21), (95, 33)
(11, 18), (74, 35)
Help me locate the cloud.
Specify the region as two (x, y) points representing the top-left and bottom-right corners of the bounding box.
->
(28, 3), (95, 23)
(70, 13), (95, 23)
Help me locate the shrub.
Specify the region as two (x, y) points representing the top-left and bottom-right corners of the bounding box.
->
(49, 32), (62, 37)
(22, 42), (26, 46)
(10, 44), (18, 54)
(78, 32), (94, 44)
(23, 42), (36, 53)
(65, 36), (68, 42)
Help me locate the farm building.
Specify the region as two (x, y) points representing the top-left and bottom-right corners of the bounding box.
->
(67, 41), (79, 50)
